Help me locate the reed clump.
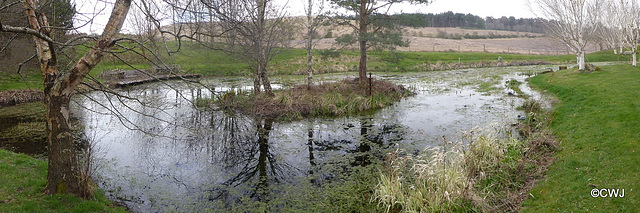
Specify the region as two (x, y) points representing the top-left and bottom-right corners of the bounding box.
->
(0, 89), (44, 106)
(374, 100), (558, 212)
(374, 131), (519, 212)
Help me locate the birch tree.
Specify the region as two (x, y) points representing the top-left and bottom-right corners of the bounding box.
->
(304, 0), (326, 89)
(598, 0), (624, 54)
(530, 0), (602, 70)
(0, 0), (132, 197)
(618, 0), (640, 66)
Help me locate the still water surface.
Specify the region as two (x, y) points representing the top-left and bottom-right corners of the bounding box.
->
(73, 66), (551, 212)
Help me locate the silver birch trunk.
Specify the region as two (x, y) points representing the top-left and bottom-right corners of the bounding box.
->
(306, 0), (313, 89)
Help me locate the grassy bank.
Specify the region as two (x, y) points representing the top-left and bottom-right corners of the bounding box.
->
(205, 79), (411, 120)
(0, 149), (126, 212)
(523, 65), (640, 211)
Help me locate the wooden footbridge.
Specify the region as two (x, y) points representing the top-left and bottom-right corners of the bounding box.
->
(100, 65), (201, 88)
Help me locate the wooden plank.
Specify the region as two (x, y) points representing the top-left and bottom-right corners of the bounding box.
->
(109, 74), (202, 88)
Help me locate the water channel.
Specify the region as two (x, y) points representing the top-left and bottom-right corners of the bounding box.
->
(72, 65), (553, 212)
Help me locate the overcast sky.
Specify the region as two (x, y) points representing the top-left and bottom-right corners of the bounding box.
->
(75, 0), (538, 34)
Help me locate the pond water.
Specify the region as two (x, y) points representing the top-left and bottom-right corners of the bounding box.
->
(72, 65), (553, 212)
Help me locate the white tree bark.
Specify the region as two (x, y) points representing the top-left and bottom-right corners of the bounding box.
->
(617, 0), (640, 66)
(578, 51), (586, 70)
(531, 0), (601, 70)
(306, 0), (314, 89)
(598, 0), (625, 54)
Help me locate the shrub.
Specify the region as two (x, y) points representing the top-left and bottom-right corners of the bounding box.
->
(317, 48), (342, 60)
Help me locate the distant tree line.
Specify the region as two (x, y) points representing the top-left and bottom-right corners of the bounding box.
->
(485, 16), (547, 33)
(388, 12), (547, 34)
(391, 12), (485, 29)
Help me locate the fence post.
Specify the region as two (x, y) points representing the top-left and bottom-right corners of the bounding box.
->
(368, 72), (372, 97)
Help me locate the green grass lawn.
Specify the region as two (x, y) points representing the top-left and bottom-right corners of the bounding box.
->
(523, 65), (640, 212)
(0, 149), (126, 212)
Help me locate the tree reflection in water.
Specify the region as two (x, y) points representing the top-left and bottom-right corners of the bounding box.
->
(206, 117), (294, 205)
(78, 82), (412, 212)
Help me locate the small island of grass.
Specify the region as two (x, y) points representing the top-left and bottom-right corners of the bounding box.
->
(199, 78), (412, 120)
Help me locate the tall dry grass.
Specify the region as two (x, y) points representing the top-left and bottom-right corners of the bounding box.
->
(374, 129), (524, 212)
(0, 89), (44, 106)
(374, 99), (559, 212)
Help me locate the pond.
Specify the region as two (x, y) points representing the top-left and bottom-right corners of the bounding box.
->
(72, 65), (553, 212)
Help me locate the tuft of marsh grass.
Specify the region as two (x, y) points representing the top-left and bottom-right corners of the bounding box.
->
(0, 89), (44, 106)
(374, 132), (513, 212)
(374, 111), (558, 212)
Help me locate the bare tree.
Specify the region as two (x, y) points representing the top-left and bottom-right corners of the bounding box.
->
(598, 0), (624, 54)
(304, 0), (326, 89)
(530, 0), (602, 70)
(195, 0), (294, 96)
(617, 0), (640, 66)
(127, 1), (161, 60)
(0, 0), (132, 197)
(329, 0), (431, 83)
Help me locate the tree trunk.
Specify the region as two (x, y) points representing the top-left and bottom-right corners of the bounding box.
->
(44, 91), (86, 196)
(255, 0), (273, 96)
(306, 0), (314, 89)
(633, 51), (637, 66)
(17, 0), (133, 198)
(254, 66), (262, 94)
(577, 51), (585, 70)
(260, 61), (273, 96)
(358, 0), (368, 83)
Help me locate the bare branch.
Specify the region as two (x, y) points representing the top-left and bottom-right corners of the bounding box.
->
(0, 23), (55, 43)
(0, 33), (18, 53)
(17, 54), (37, 74)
